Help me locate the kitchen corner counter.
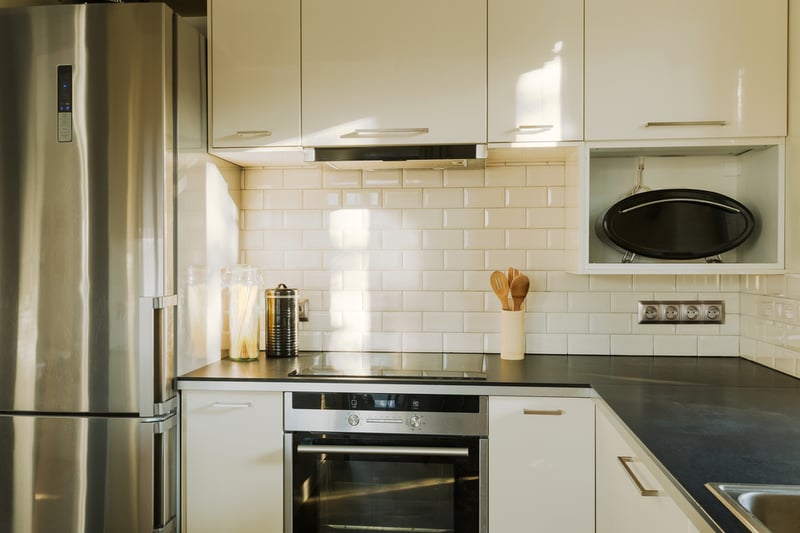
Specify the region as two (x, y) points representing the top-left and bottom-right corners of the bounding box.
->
(178, 353), (800, 532)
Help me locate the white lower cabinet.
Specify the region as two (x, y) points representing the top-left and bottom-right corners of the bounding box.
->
(596, 402), (708, 533)
(182, 390), (283, 533)
(488, 396), (595, 532)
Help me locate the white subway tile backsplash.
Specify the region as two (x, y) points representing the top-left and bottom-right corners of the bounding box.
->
(546, 229), (565, 250)
(423, 312), (462, 332)
(424, 189), (464, 208)
(611, 335), (654, 356)
(547, 187), (565, 208)
(464, 188), (504, 208)
(264, 190), (303, 209)
(697, 336), (739, 356)
(404, 169), (443, 188)
(382, 270), (421, 291)
(526, 164), (565, 186)
(506, 229), (548, 250)
(384, 189), (422, 208)
(402, 209), (443, 229)
(444, 333), (484, 353)
(568, 334), (610, 355)
(283, 167), (322, 188)
(363, 170), (402, 188)
(589, 313), (631, 334)
(444, 250), (484, 270)
(402, 250), (443, 270)
(528, 333), (567, 354)
(443, 168), (484, 188)
(403, 292), (444, 311)
(464, 229), (505, 250)
(343, 190), (381, 208)
(526, 207), (565, 228)
(402, 332), (443, 352)
(323, 169), (362, 188)
(240, 161), (765, 360)
(443, 208), (483, 229)
(569, 292), (611, 313)
(243, 168), (281, 189)
(443, 291), (482, 312)
(485, 250), (528, 271)
(485, 165), (526, 187)
(284, 250), (323, 270)
(547, 313), (588, 333)
(241, 190), (264, 209)
(485, 208), (526, 229)
(506, 187), (547, 208)
(303, 190), (341, 209)
(382, 312), (422, 332)
(382, 230), (422, 250)
(423, 229), (464, 250)
(654, 335), (697, 356)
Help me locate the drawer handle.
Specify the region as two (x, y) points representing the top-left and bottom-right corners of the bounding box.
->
(342, 127), (429, 138)
(235, 130), (272, 136)
(523, 409), (563, 416)
(210, 402), (252, 409)
(644, 120), (727, 127)
(516, 124), (554, 131)
(617, 456), (659, 496)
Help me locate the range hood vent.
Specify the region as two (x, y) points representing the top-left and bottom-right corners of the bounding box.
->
(305, 144), (487, 170)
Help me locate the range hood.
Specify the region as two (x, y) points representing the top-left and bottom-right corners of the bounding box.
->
(304, 144), (488, 170)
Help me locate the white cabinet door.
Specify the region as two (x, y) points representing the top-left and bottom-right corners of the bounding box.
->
(488, 0), (583, 142)
(489, 396), (594, 532)
(301, 0), (486, 147)
(182, 390), (283, 533)
(585, 0), (787, 140)
(596, 404), (708, 533)
(209, 0), (300, 149)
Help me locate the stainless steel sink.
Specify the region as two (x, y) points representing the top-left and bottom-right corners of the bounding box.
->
(706, 482), (800, 533)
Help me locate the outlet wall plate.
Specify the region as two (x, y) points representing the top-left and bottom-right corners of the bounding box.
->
(638, 300), (725, 324)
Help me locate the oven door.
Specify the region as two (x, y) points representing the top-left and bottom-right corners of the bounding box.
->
(285, 432), (487, 533)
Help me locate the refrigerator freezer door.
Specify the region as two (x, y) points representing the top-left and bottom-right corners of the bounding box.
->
(0, 413), (177, 533)
(0, 4), (176, 415)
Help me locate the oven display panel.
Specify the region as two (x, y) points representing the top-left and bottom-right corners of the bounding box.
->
(292, 392), (481, 413)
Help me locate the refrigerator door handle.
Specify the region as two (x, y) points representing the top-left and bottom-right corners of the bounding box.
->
(142, 414), (178, 533)
(139, 295), (178, 417)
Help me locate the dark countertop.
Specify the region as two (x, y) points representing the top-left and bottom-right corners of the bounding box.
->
(178, 353), (800, 532)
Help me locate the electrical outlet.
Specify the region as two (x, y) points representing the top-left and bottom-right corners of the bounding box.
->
(638, 300), (725, 324)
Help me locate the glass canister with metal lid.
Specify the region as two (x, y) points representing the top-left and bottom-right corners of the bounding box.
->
(266, 283), (298, 358)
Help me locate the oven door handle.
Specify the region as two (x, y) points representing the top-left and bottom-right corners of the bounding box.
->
(296, 444), (470, 457)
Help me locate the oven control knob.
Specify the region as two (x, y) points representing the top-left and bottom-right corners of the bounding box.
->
(409, 415), (423, 428)
(347, 413), (360, 426)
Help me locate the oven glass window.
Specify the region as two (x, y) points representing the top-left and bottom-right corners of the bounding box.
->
(291, 433), (482, 533)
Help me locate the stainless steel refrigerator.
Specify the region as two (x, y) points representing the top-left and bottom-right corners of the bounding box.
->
(0, 4), (205, 532)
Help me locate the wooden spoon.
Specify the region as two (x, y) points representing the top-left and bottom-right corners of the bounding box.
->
(510, 274), (530, 311)
(490, 270), (510, 310)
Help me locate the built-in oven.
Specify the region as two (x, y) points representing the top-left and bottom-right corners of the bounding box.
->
(284, 392), (488, 533)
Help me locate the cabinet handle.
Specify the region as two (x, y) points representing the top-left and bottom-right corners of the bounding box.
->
(235, 130), (272, 136)
(516, 124), (554, 131)
(644, 121), (727, 127)
(342, 127), (429, 138)
(523, 409), (563, 416)
(210, 402), (252, 409)
(297, 444), (469, 457)
(617, 456), (659, 496)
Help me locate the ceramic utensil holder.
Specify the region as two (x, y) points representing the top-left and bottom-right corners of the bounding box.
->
(500, 310), (525, 360)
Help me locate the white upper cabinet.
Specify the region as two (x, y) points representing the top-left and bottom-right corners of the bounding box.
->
(488, 0), (583, 143)
(585, 0), (787, 141)
(208, 0), (300, 150)
(301, 0), (487, 147)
